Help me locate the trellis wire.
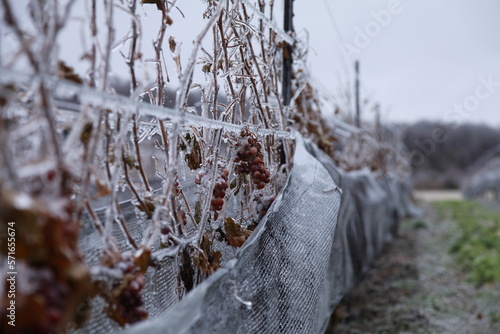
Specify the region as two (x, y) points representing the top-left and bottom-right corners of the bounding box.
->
(0, 67), (295, 140)
(0, 66), (361, 140)
(240, 0), (295, 45)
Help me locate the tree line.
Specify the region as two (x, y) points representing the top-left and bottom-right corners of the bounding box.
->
(400, 121), (500, 189)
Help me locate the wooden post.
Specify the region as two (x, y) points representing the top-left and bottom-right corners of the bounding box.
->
(355, 60), (360, 127)
(375, 103), (381, 141)
(283, 0), (294, 106)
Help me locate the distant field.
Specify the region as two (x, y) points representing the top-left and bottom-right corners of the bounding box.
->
(436, 200), (500, 285)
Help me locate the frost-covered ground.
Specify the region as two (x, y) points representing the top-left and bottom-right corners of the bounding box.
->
(327, 201), (500, 334)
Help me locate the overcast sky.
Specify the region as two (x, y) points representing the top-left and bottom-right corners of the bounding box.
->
(3, 0), (500, 126)
(294, 0), (500, 125)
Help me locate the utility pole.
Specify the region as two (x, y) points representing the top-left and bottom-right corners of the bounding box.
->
(283, 0), (294, 106)
(355, 60), (360, 128)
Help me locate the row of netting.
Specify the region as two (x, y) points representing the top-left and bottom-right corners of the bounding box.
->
(463, 144), (500, 201)
(120, 136), (418, 334)
(0, 0), (413, 333)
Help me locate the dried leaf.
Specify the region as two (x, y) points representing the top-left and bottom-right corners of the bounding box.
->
(124, 155), (136, 169)
(229, 177), (237, 190)
(58, 60), (83, 84)
(224, 217), (252, 248)
(95, 179), (111, 197)
(183, 133), (202, 170)
(135, 198), (155, 213)
(194, 201), (201, 224)
(133, 247), (151, 272)
(202, 63), (212, 74)
(80, 122), (93, 146)
(194, 235), (222, 275)
(0, 83), (15, 107)
(169, 36), (177, 53)
(180, 248), (194, 292)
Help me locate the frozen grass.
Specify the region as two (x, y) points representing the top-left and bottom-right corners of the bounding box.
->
(436, 200), (500, 285)
(328, 203), (500, 333)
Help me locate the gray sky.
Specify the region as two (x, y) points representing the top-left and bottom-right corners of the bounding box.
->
(3, 0), (500, 126)
(294, 0), (500, 125)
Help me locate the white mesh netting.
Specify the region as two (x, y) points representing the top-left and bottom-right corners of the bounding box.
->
(80, 136), (418, 334)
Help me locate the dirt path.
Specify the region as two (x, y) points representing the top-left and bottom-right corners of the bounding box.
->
(414, 190), (463, 202)
(326, 201), (500, 334)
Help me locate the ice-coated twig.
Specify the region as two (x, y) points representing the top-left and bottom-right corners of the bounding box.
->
(196, 149), (220, 246)
(176, 1), (224, 112)
(132, 115), (152, 192)
(241, 0), (294, 45)
(57, 0), (78, 30)
(85, 201), (121, 255)
(114, 197), (139, 250)
(0, 111), (20, 189)
(124, 0), (140, 92)
(102, 0), (115, 91)
(122, 150), (153, 218)
(89, 0), (97, 87)
(152, 0), (173, 106)
(0, 0), (39, 71)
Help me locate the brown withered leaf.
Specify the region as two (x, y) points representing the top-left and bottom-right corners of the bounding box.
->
(182, 133), (202, 170)
(58, 60), (83, 84)
(141, 0), (162, 10)
(180, 248), (195, 292)
(135, 198), (155, 213)
(224, 217), (252, 248)
(169, 36), (177, 53)
(229, 177), (238, 190)
(133, 247), (152, 273)
(202, 63), (212, 74)
(123, 154), (136, 169)
(193, 235), (222, 275)
(95, 179), (111, 197)
(193, 249), (222, 276)
(0, 83), (15, 107)
(194, 201), (202, 225)
(80, 122), (93, 146)
(192, 251), (209, 275)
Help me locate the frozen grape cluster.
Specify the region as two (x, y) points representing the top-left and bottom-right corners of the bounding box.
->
(112, 252), (147, 324)
(195, 159), (229, 212)
(116, 274), (147, 324)
(254, 193), (276, 219)
(234, 130), (271, 190)
(28, 267), (70, 333)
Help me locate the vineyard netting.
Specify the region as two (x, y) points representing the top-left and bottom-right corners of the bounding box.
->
(463, 145), (500, 201)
